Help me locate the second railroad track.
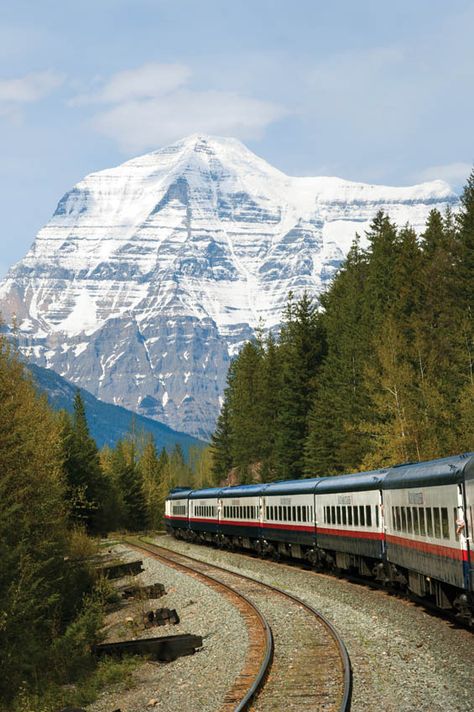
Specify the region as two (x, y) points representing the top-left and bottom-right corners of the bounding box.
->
(124, 537), (352, 712)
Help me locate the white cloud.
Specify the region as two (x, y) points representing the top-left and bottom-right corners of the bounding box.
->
(73, 62), (191, 105)
(80, 63), (287, 153)
(0, 70), (64, 104)
(414, 162), (472, 187)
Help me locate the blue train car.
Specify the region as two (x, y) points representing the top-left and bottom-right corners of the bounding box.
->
(261, 479), (318, 558)
(383, 453), (474, 613)
(219, 484), (263, 548)
(314, 470), (386, 573)
(164, 487), (192, 536)
(188, 486), (221, 542)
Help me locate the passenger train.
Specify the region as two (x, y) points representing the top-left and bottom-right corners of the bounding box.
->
(165, 453), (474, 622)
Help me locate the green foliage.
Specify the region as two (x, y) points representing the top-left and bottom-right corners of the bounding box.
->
(0, 333), (103, 707)
(60, 392), (109, 533)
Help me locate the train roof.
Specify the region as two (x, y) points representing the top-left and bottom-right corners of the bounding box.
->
(188, 486), (222, 499)
(167, 487), (193, 500)
(314, 469), (387, 493)
(263, 478), (320, 495)
(219, 483), (265, 498)
(383, 453), (474, 489)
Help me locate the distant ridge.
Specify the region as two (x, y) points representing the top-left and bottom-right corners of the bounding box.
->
(28, 363), (204, 456)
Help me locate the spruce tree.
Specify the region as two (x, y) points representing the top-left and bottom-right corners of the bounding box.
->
(274, 292), (325, 479)
(60, 391), (107, 533)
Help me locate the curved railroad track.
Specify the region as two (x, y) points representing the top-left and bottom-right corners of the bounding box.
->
(125, 537), (352, 712)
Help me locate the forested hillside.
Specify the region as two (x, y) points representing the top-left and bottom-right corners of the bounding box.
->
(211, 172), (474, 483)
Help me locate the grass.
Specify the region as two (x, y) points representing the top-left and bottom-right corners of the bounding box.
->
(11, 656), (142, 712)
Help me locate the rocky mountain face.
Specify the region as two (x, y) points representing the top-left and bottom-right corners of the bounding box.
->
(0, 135), (458, 439)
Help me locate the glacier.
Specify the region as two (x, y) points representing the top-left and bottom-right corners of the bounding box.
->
(0, 134), (458, 439)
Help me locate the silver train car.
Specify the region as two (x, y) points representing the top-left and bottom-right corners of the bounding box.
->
(165, 453), (474, 621)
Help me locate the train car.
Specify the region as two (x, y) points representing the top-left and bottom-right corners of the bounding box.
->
(382, 453), (474, 617)
(313, 470), (386, 576)
(164, 487), (192, 537)
(261, 479), (318, 559)
(188, 487), (221, 543)
(218, 484), (263, 550)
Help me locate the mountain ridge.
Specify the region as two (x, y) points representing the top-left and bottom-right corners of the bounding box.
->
(28, 362), (204, 455)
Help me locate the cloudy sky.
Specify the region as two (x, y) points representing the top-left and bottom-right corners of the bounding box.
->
(1, 0), (473, 277)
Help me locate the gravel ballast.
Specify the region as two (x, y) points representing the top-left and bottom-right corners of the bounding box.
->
(86, 542), (248, 712)
(156, 535), (474, 712)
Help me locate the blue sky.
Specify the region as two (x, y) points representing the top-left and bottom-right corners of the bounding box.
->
(1, 0), (473, 278)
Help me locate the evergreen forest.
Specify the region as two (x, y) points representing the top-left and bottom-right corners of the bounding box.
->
(211, 172), (474, 482)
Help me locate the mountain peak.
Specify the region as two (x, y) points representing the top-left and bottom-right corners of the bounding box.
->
(0, 136), (458, 439)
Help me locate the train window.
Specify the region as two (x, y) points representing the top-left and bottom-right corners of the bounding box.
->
(419, 508), (425, 536)
(433, 508), (441, 538)
(426, 508), (433, 536)
(342, 507), (347, 525)
(441, 508), (449, 539)
(291, 506), (295, 522)
(406, 507), (413, 533)
(336, 506), (341, 525)
(348, 506), (353, 526)
(413, 507), (419, 535)
(366, 506), (372, 527)
(297, 506), (302, 522)
(376, 505), (379, 529)
(278, 506), (282, 521)
(394, 506), (400, 531)
(353, 506), (359, 526)
(391, 506), (396, 530)
(331, 506), (336, 524)
(302, 507), (307, 523)
(359, 506), (365, 527)
(400, 507), (406, 532)
(311, 506), (314, 523)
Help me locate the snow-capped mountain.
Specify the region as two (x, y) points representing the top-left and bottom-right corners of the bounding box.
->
(0, 135), (457, 438)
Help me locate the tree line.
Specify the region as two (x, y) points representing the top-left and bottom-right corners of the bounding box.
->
(0, 334), (212, 708)
(211, 172), (474, 482)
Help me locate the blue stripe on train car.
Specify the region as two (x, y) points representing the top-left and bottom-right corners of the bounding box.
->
(316, 529), (384, 559)
(262, 523), (315, 547)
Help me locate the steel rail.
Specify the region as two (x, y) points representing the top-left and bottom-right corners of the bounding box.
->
(127, 537), (352, 711)
(124, 537), (273, 711)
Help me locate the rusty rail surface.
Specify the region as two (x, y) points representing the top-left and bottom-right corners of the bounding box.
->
(125, 537), (352, 712)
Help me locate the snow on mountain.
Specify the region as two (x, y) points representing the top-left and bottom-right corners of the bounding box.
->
(0, 135), (458, 438)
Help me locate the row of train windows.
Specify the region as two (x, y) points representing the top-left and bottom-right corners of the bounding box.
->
(265, 504), (313, 523)
(324, 504), (378, 528)
(391, 506), (450, 539)
(172, 505), (186, 516)
(223, 505), (257, 519)
(194, 505), (216, 518)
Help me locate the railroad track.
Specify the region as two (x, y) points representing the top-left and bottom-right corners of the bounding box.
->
(124, 537), (352, 712)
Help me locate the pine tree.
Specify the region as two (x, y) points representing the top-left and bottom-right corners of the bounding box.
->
(60, 391), (108, 533)
(275, 292), (325, 479)
(139, 435), (165, 529)
(228, 340), (266, 480)
(210, 397), (233, 483)
(112, 439), (147, 531)
(305, 239), (369, 475)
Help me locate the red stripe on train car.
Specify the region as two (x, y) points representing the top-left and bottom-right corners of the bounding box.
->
(165, 515), (188, 521)
(386, 533), (468, 561)
(317, 526), (383, 541)
(262, 522), (315, 533)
